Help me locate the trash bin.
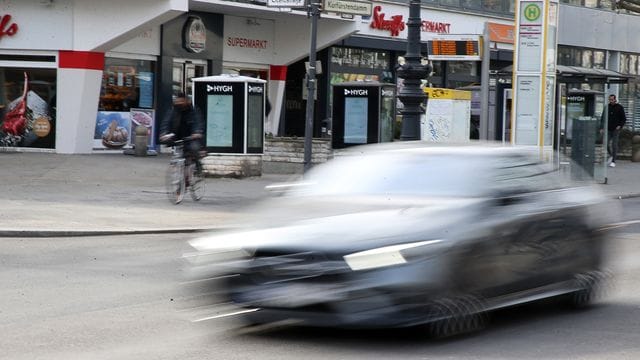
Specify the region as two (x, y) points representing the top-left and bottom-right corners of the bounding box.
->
(134, 126), (148, 156)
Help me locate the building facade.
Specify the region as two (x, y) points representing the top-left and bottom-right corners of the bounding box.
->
(1, 0), (640, 154)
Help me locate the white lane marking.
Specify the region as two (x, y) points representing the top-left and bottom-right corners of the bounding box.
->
(192, 308), (259, 322)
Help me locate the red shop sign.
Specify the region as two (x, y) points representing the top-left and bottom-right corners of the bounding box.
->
(370, 6), (405, 37)
(0, 14), (18, 40)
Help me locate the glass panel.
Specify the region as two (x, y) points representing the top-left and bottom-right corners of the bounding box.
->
(600, 0), (614, 9)
(100, 58), (156, 111)
(0, 67), (57, 148)
(331, 46), (390, 70)
(448, 61), (476, 75)
(439, 0), (460, 6)
(172, 63), (184, 98)
(483, 0), (503, 11)
(344, 97), (368, 144)
(630, 55), (638, 75)
(594, 51), (606, 69)
(620, 54), (629, 74)
(247, 93), (264, 150)
(206, 94), (234, 147)
(581, 50), (593, 68)
(461, 0), (482, 10)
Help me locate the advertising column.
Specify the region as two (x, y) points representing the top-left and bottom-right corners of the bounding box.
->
(512, 0), (558, 158)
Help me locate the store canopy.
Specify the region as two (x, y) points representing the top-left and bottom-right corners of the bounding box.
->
(498, 65), (631, 84)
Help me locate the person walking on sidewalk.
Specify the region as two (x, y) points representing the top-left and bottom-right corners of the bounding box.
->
(600, 94), (626, 168)
(159, 92), (205, 158)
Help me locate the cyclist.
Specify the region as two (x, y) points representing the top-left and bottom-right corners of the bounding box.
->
(159, 92), (204, 160)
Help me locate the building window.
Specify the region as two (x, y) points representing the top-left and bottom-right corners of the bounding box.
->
(0, 67), (57, 148)
(99, 58), (156, 111)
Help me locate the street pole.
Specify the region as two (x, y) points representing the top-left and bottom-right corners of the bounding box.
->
(397, 0), (430, 141)
(479, 22), (491, 140)
(304, 0), (320, 173)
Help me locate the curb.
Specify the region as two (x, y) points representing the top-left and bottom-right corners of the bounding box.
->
(2, 192), (639, 238)
(611, 193), (640, 200)
(0, 227), (223, 238)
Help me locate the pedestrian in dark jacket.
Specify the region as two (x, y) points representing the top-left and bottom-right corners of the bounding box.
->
(159, 93), (204, 158)
(600, 94), (626, 167)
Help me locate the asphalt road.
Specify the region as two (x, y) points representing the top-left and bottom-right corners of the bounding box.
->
(2, 202), (640, 359)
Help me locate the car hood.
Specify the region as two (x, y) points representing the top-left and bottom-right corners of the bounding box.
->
(190, 196), (486, 255)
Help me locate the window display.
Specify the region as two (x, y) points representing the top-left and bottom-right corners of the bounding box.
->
(0, 67), (56, 148)
(99, 58), (156, 111)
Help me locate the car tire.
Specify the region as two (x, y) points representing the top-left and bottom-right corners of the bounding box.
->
(565, 270), (612, 309)
(426, 295), (488, 338)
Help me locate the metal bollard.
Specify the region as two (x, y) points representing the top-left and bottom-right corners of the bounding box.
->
(134, 126), (148, 156)
(632, 135), (640, 162)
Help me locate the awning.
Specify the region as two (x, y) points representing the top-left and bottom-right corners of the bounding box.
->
(497, 65), (631, 84)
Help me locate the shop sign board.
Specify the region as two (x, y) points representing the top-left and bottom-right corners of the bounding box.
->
(267, 0), (305, 7)
(0, 14), (18, 40)
(322, 0), (373, 16)
(223, 16), (275, 64)
(183, 16), (206, 53)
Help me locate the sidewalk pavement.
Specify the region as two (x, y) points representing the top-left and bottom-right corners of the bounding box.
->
(1, 151), (639, 237)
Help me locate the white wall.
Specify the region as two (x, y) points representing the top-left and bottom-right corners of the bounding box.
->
(273, 15), (357, 65)
(72, 0), (187, 51)
(110, 27), (161, 56)
(56, 68), (103, 153)
(0, 0), (73, 50)
(558, 5), (640, 54)
(224, 15), (275, 65)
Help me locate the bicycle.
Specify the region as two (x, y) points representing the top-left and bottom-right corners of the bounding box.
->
(165, 136), (206, 204)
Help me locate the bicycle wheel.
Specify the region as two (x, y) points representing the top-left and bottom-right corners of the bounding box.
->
(189, 160), (206, 201)
(166, 161), (185, 204)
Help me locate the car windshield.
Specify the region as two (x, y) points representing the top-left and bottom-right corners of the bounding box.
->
(297, 152), (492, 198)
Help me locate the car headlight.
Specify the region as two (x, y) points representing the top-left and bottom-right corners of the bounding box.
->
(185, 233), (256, 265)
(343, 239), (443, 271)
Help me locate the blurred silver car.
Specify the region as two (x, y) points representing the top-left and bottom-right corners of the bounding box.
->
(186, 142), (617, 336)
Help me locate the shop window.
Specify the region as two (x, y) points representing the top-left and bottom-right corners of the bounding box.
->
(461, 0), (482, 10)
(448, 61), (476, 76)
(581, 50), (593, 68)
(482, 0), (502, 11)
(593, 51), (606, 69)
(99, 58), (156, 112)
(439, 0), (460, 7)
(331, 47), (390, 70)
(0, 67), (57, 148)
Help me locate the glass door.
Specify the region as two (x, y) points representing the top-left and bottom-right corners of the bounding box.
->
(172, 59), (207, 100)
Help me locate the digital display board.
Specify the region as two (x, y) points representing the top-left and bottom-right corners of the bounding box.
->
(427, 37), (482, 61)
(206, 94), (233, 147)
(247, 94), (263, 151)
(344, 97), (368, 144)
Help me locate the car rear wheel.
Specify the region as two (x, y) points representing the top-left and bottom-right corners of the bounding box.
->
(565, 270), (612, 309)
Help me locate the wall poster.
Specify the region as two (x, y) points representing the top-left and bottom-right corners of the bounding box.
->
(94, 111), (131, 149)
(206, 94), (233, 147)
(130, 108), (156, 149)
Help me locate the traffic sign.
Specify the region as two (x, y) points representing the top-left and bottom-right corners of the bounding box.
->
(267, 0), (305, 8)
(322, 0), (372, 16)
